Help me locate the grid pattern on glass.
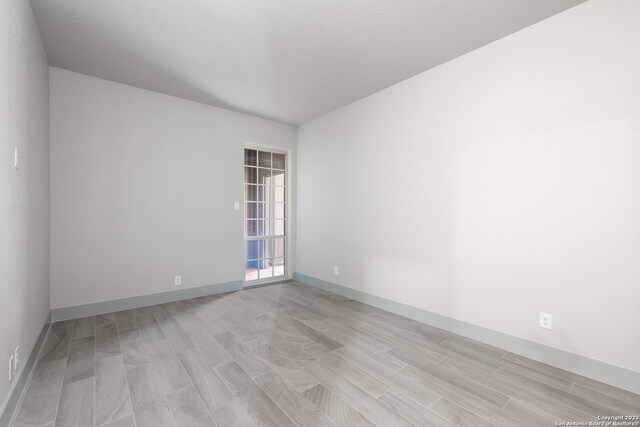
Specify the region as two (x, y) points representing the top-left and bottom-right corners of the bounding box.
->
(244, 148), (286, 282)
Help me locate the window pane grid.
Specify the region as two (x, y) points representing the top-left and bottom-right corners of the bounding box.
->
(244, 203), (286, 219)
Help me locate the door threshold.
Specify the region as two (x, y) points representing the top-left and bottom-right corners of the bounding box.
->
(243, 279), (293, 289)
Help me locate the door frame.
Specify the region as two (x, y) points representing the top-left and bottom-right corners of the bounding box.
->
(242, 143), (292, 287)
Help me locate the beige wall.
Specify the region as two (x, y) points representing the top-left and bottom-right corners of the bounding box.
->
(50, 68), (297, 309)
(297, 0), (640, 372)
(0, 0), (50, 413)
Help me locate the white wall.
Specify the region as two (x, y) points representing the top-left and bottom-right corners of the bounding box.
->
(0, 0), (50, 413)
(297, 0), (640, 372)
(50, 68), (297, 309)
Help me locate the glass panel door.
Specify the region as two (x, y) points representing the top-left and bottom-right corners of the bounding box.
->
(244, 148), (287, 284)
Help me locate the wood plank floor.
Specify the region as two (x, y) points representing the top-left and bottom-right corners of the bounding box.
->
(12, 281), (640, 426)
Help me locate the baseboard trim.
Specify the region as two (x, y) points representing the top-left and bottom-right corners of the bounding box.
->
(293, 273), (640, 394)
(0, 315), (51, 426)
(51, 280), (243, 321)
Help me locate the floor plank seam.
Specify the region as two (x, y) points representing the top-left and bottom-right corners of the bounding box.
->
(428, 396), (442, 409)
(51, 322), (76, 426)
(166, 383), (194, 396)
(149, 353), (180, 427)
(119, 354), (138, 427)
(501, 396), (511, 409)
(251, 370), (300, 427)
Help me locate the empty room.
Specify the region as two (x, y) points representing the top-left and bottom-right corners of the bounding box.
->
(1, 0), (639, 426)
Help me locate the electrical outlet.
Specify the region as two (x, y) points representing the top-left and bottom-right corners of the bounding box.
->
(14, 347), (19, 370)
(540, 312), (552, 330)
(333, 266), (339, 276)
(174, 275), (182, 286)
(8, 356), (13, 382)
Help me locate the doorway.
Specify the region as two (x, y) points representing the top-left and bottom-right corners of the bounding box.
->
(243, 147), (287, 285)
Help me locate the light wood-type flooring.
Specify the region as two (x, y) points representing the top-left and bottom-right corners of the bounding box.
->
(11, 281), (640, 426)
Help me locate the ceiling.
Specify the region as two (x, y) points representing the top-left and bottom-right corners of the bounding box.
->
(31, 0), (587, 125)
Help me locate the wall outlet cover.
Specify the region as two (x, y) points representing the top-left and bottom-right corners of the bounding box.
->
(540, 312), (552, 330)
(174, 275), (182, 286)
